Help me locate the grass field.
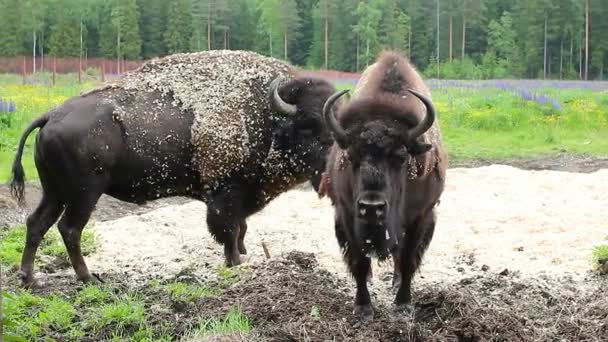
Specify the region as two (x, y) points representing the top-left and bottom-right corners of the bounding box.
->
(2, 74), (607, 182)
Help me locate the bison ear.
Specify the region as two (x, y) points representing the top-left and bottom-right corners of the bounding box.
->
(407, 142), (433, 155)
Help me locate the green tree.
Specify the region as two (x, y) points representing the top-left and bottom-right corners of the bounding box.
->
(164, 0), (193, 53)
(0, 0), (24, 56)
(138, 0), (167, 58)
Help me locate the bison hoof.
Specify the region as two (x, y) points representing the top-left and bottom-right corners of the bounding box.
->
(238, 243), (247, 255)
(80, 272), (104, 284)
(225, 256), (242, 267)
(394, 303), (416, 315)
(353, 304), (374, 321)
(18, 271), (44, 289)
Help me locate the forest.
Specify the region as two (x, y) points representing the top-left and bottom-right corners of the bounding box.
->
(0, 0), (607, 79)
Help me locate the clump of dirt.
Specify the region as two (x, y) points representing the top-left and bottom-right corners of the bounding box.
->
(198, 251), (608, 341)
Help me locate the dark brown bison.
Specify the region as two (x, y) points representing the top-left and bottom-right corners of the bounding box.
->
(320, 50), (447, 319)
(10, 50), (338, 288)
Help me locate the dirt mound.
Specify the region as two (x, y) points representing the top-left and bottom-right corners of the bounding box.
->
(199, 251), (607, 341)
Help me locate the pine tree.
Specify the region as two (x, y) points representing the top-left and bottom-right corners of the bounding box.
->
(0, 0), (24, 56)
(164, 0), (193, 53)
(138, 0), (167, 58)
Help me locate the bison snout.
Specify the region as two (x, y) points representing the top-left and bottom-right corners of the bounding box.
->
(357, 196), (387, 221)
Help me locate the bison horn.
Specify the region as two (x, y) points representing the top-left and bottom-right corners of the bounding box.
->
(269, 77), (298, 116)
(323, 89), (350, 147)
(406, 88), (436, 139)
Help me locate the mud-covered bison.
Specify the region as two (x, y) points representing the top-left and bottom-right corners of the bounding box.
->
(320, 50), (448, 319)
(10, 50), (339, 288)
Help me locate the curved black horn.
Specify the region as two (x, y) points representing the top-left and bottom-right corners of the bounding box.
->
(406, 88), (436, 139)
(323, 89), (350, 147)
(269, 77), (297, 116)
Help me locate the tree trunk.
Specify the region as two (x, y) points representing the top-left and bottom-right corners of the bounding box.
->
(224, 29), (228, 49)
(269, 29), (273, 57)
(579, 34), (583, 79)
(449, 15), (453, 62)
(117, 20), (121, 74)
(324, 3), (329, 69)
(41, 30), (44, 73)
(569, 34), (573, 75)
(79, 19), (83, 83)
(584, 0), (589, 80)
(408, 26), (411, 58)
(356, 32), (360, 72)
(461, 15), (466, 59)
(436, 0), (440, 77)
(543, 11), (547, 79)
(366, 38), (370, 67)
(207, 1), (212, 50)
(33, 31), (36, 74)
(559, 39), (563, 80)
(284, 30), (288, 60)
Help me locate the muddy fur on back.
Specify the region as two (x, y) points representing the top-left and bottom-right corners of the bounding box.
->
(321, 50), (447, 319)
(9, 50), (339, 288)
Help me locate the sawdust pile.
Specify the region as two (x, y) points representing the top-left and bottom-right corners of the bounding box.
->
(197, 252), (607, 342)
(116, 50), (295, 185)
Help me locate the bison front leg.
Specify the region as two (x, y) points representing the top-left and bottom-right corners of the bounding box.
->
(206, 188), (245, 267)
(394, 211), (436, 314)
(237, 219), (248, 255)
(351, 256), (374, 320)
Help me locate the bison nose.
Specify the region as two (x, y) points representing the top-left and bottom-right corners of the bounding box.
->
(357, 198), (387, 220)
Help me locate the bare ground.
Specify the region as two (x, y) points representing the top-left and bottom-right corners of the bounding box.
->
(1, 154), (608, 341)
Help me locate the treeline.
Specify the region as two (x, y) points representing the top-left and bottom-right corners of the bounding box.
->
(0, 0), (607, 79)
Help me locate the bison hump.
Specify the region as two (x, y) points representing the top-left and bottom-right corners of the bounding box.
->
(113, 50), (295, 185)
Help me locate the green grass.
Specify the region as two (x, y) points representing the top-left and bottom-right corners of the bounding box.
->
(183, 307), (252, 341)
(335, 82), (608, 163)
(592, 243), (608, 265)
(0, 225), (99, 269)
(2, 75), (607, 182)
(165, 282), (218, 302)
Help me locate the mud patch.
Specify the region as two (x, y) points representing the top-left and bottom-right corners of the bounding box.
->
(196, 251), (608, 341)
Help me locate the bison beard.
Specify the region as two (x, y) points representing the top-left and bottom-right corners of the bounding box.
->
(322, 50), (447, 320)
(9, 50), (338, 288)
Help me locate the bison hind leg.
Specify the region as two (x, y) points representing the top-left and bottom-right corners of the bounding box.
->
(19, 194), (65, 288)
(57, 192), (103, 284)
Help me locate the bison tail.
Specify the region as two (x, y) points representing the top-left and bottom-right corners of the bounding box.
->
(11, 115), (49, 206)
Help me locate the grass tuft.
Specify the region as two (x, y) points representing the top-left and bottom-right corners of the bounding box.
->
(165, 282), (218, 302)
(183, 307), (252, 340)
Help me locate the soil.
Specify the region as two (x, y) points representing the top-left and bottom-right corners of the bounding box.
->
(2, 153), (607, 341)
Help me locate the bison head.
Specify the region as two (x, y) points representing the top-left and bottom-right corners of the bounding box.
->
(269, 77), (341, 192)
(323, 89), (436, 259)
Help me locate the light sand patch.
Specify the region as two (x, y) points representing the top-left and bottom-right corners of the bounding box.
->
(88, 165), (608, 284)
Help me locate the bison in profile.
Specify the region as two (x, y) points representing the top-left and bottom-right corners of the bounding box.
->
(321, 50), (447, 319)
(10, 50), (339, 288)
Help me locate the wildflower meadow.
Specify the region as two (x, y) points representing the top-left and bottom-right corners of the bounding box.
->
(2, 74), (607, 181)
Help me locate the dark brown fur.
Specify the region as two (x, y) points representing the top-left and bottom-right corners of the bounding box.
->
(322, 50), (447, 319)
